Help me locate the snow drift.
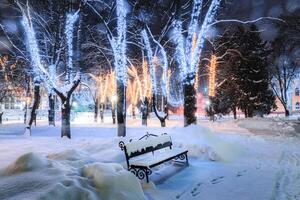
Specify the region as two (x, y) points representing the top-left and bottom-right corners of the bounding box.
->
(3, 152), (49, 175)
(170, 125), (242, 162)
(83, 163), (146, 200)
(0, 152), (145, 200)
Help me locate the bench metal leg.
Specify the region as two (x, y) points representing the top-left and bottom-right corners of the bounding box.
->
(185, 153), (189, 165)
(132, 168), (151, 183)
(146, 172), (149, 183)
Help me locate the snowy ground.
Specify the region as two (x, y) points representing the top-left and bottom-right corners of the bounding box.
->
(0, 113), (300, 200)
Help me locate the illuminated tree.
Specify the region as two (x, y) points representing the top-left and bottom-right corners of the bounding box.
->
(20, 2), (81, 138)
(173, 0), (221, 126)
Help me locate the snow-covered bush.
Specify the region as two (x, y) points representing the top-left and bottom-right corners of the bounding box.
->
(83, 162), (146, 200)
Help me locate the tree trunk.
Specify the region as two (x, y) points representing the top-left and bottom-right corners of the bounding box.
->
(132, 105), (136, 119)
(232, 106), (237, 119)
(112, 106), (116, 124)
(248, 109), (253, 118)
(61, 98), (71, 139)
(161, 120), (166, 127)
(94, 98), (99, 122)
(244, 109), (248, 118)
(153, 95), (168, 127)
(183, 79), (197, 126)
(100, 103), (104, 123)
(284, 107), (290, 117)
(53, 78), (80, 139)
(24, 79), (31, 124)
(0, 112), (3, 124)
(48, 94), (55, 126)
(25, 83), (41, 135)
(141, 97), (149, 126)
(117, 80), (126, 137)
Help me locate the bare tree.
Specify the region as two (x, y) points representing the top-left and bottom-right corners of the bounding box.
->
(270, 14), (300, 116)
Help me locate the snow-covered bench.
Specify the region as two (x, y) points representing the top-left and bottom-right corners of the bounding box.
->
(119, 133), (188, 182)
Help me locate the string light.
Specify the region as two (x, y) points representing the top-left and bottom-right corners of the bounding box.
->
(65, 11), (79, 82)
(208, 55), (217, 97)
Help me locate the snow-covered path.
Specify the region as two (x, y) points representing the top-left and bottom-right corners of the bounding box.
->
(0, 117), (299, 200)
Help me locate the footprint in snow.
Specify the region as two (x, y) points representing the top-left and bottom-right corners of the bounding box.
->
(190, 182), (202, 197)
(211, 176), (224, 184)
(237, 170), (247, 177)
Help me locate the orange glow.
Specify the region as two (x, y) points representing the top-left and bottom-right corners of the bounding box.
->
(208, 55), (217, 97)
(191, 33), (197, 59)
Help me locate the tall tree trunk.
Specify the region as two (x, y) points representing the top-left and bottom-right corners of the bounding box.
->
(248, 109), (253, 118)
(0, 112), (3, 124)
(141, 97), (149, 126)
(112, 103), (116, 124)
(117, 80), (126, 137)
(24, 78), (31, 124)
(183, 77), (197, 126)
(61, 98), (71, 139)
(232, 106), (237, 119)
(48, 93), (55, 126)
(94, 98), (99, 122)
(25, 83), (41, 135)
(132, 104), (136, 119)
(54, 79), (80, 139)
(285, 109), (290, 117)
(283, 104), (290, 117)
(100, 103), (104, 123)
(153, 95), (168, 127)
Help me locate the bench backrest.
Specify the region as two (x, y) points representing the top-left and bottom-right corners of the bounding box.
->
(119, 134), (172, 160)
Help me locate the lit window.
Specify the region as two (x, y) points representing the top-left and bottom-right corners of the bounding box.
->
(296, 102), (300, 110)
(296, 88), (300, 96)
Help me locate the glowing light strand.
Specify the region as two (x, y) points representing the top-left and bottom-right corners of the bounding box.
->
(112, 0), (127, 85)
(173, 20), (187, 81)
(65, 11), (79, 83)
(147, 27), (169, 96)
(141, 29), (157, 94)
(208, 55), (217, 97)
(186, 0), (203, 66)
(191, 0), (221, 74)
(21, 9), (54, 89)
(173, 0), (221, 84)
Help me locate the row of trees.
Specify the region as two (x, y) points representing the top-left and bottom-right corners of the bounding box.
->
(207, 12), (300, 118)
(0, 0), (298, 138)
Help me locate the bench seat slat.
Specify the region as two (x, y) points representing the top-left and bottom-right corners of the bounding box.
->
(130, 148), (188, 167)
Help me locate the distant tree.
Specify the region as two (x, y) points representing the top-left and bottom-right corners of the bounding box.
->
(0, 54), (27, 124)
(236, 25), (276, 117)
(269, 13), (300, 116)
(211, 25), (276, 118)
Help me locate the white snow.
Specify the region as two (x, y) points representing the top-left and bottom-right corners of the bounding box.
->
(125, 134), (171, 156)
(83, 163), (146, 200)
(0, 115), (299, 199)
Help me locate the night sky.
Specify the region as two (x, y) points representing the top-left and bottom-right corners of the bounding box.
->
(0, 0), (299, 53)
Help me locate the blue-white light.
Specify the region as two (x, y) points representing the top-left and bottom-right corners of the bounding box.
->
(65, 11), (79, 83)
(113, 0), (127, 85)
(173, 0), (221, 84)
(141, 29), (157, 94)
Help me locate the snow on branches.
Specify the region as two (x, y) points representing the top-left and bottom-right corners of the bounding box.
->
(21, 7), (52, 86)
(65, 10), (79, 83)
(173, 0), (221, 84)
(111, 0), (127, 85)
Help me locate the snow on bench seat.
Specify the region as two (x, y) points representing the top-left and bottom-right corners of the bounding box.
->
(126, 134), (172, 157)
(119, 133), (189, 182)
(130, 148), (188, 167)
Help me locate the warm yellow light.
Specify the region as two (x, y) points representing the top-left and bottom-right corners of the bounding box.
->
(208, 55), (217, 97)
(191, 33), (197, 59)
(111, 95), (117, 102)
